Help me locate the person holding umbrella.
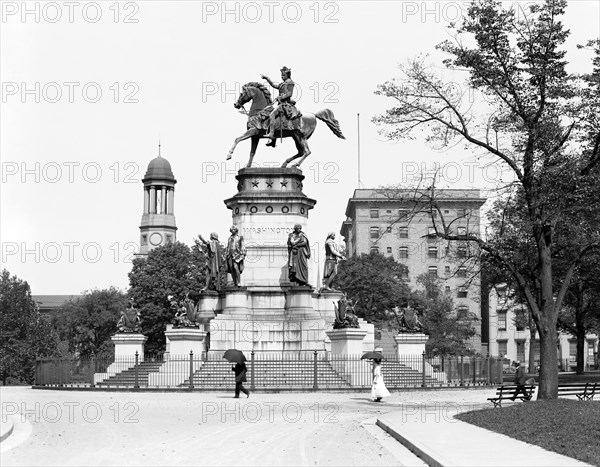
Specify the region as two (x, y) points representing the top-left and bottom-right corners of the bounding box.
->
(361, 351), (391, 402)
(224, 349), (250, 398)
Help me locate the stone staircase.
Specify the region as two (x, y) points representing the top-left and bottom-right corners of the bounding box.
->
(95, 361), (164, 387)
(182, 359), (352, 389)
(381, 361), (445, 387)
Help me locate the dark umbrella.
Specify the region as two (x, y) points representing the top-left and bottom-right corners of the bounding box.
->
(223, 349), (247, 364)
(361, 351), (384, 360)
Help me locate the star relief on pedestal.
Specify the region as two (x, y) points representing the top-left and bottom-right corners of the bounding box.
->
(266, 180), (273, 188)
(280, 180), (288, 188)
(251, 180), (259, 188)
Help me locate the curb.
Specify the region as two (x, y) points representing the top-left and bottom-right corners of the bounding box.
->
(376, 418), (454, 467)
(0, 418), (15, 443)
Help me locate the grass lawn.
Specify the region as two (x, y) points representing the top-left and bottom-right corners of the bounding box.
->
(456, 399), (600, 466)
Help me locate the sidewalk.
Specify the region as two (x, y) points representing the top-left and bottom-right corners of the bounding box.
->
(377, 403), (592, 466)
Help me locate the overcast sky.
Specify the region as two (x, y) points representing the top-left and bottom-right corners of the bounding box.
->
(1, 0), (597, 294)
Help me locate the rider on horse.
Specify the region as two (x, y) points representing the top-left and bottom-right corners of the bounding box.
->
(261, 66), (302, 147)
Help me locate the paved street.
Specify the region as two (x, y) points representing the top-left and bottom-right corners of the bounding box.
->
(1, 387), (429, 466)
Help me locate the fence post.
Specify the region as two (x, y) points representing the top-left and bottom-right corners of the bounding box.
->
(486, 355), (491, 385)
(421, 351), (426, 388)
(189, 351), (194, 390)
(250, 351), (255, 390)
(472, 357), (477, 385)
(459, 354), (464, 387)
(134, 351), (139, 389)
(90, 355), (96, 387)
(313, 350), (318, 390)
(35, 358), (40, 386)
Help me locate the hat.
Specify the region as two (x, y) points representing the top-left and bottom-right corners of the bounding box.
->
(280, 66), (292, 74)
(514, 360), (521, 365)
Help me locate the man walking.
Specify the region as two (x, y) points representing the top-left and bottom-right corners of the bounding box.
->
(511, 361), (532, 401)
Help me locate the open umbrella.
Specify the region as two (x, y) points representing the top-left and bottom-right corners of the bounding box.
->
(361, 351), (384, 360)
(223, 349), (247, 364)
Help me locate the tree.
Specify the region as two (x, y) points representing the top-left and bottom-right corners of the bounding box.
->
(0, 269), (60, 384)
(335, 252), (410, 324)
(128, 241), (206, 355)
(373, 0), (600, 399)
(413, 273), (479, 356)
(52, 287), (128, 358)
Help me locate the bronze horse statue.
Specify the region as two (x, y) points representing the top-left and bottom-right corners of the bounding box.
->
(227, 82), (345, 168)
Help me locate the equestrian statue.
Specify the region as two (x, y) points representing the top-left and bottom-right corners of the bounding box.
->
(226, 66), (345, 168)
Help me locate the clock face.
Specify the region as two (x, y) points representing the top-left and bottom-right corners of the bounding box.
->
(149, 232), (163, 246)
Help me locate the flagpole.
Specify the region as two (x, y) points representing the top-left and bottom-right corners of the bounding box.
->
(357, 113), (361, 188)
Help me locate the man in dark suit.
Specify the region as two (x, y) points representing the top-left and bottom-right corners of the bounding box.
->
(232, 362), (250, 398)
(511, 361), (531, 401)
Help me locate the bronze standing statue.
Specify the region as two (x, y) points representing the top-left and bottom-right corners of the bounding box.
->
(287, 224), (311, 286)
(226, 226), (246, 287)
(321, 232), (346, 291)
(227, 66), (345, 168)
(198, 233), (224, 291)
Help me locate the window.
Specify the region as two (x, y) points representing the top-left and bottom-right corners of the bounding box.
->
(386, 209), (392, 214)
(401, 268), (409, 280)
(141, 234), (147, 245)
(386, 247), (392, 254)
(370, 209), (379, 219)
(445, 266), (450, 274)
(457, 305), (469, 320)
(398, 227), (409, 238)
(444, 210), (449, 214)
(428, 226), (437, 238)
(428, 246), (438, 258)
(428, 266), (437, 278)
(398, 208), (409, 218)
(398, 246), (409, 259)
(370, 246), (379, 254)
(531, 340), (540, 364)
(588, 341), (595, 361)
(457, 227), (467, 236)
(445, 286), (451, 293)
(457, 286), (468, 298)
(497, 287), (507, 299)
(498, 311), (507, 331)
(166, 235), (173, 244)
(457, 266), (467, 278)
(456, 208), (466, 217)
(498, 340), (508, 357)
(370, 227), (379, 239)
(516, 340), (526, 362)
(457, 246), (467, 258)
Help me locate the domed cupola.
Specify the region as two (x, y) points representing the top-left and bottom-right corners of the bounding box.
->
(137, 144), (177, 255)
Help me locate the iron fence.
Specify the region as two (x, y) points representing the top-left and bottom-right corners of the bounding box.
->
(35, 351), (504, 390)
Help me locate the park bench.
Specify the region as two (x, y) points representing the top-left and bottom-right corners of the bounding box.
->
(557, 382), (598, 401)
(487, 384), (535, 407)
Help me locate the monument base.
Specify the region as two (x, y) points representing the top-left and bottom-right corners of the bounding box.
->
(394, 332), (447, 383)
(93, 333), (147, 384)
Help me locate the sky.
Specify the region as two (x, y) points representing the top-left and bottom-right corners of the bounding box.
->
(1, 0), (598, 295)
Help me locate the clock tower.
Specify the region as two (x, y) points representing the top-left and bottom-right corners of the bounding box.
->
(138, 146), (177, 255)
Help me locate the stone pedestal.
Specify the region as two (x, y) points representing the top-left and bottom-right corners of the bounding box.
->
(93, 333), (147, 384)
(149, 326), (207, 387)
(224, 167), (316, 288)
(394, 332), (447, 383)
(394, 332), (429, 355)
(165, 326), (207, 357)
(327, 328), (368, 355)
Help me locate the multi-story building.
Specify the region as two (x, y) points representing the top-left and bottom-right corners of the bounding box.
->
(340, 188), (487, 352)
(486, 285), (599, 371)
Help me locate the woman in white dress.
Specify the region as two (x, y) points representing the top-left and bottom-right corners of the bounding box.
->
(371, 359), (391, 402)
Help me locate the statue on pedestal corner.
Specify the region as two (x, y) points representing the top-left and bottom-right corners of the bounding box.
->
(287, 224), (311, 286)
(333, 294), (359, 329)
(396, 305), (423, 332)
(117, 300), (142, 333)
(169, 294), (200, 328)
(198, 232), (224, 292)
(226, 226), (246, 287)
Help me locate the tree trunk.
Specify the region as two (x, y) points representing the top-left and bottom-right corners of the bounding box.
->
(575, 283), (586, 375)
(536, 236), (559, 399)
(576, 329), (586, 374)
